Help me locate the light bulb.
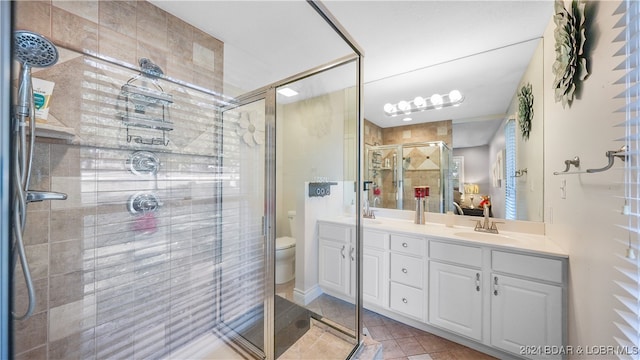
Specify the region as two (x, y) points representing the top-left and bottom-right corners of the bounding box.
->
(398, 100), (411, 114)
(413, 96), (426, 108)
(449, 89), (463, 103)
(383, 103), (395, 114)
(430, 94), (443, 109)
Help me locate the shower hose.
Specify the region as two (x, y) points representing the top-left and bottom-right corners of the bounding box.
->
(11, 74), (37, 320)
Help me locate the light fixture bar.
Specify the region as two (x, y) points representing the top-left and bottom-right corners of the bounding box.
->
(384, 90), (464, 117)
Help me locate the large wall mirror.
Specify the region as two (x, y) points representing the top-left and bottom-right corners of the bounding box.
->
(357, 5), (549, 222)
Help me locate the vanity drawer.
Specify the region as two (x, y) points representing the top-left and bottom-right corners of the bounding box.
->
(390, 253), (424, 288)
(364, 229), (388, 250)
(390, 234), (425, 256)
(430, 241), (482, 268)
(492, 251), (563, 283)
(389, 282), (424, 320)
(318, 223), (350, 242)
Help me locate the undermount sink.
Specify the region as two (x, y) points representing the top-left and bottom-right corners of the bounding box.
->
(453, 231), (523, 244)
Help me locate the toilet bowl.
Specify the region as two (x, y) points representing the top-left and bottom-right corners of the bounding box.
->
(275, 211), (296, 284)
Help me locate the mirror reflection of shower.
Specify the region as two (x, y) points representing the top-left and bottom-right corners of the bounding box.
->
(365, 141), (452, 213)
(12, 31), (67, 320)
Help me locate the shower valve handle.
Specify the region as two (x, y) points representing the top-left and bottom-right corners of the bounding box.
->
(26, 191), (68, 203)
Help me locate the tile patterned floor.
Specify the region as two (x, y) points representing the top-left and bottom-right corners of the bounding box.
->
(361, 309), (496, 360)
(276, 280), (497, 360)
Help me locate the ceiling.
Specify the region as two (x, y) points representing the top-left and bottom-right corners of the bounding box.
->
(150, 1), (554, 147)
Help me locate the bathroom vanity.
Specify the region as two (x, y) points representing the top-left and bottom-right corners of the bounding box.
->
(317, 217), (567, 360)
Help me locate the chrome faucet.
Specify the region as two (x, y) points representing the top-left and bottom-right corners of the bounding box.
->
(474, 206), (500, 234)
(363, 198), (376, 219)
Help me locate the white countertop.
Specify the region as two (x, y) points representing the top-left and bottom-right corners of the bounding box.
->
(318, 216), (568, 258)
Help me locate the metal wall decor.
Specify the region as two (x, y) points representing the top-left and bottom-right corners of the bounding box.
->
(552, 0), (588, 108)
(517, 83), (534, 140)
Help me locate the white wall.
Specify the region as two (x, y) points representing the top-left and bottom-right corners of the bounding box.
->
(542, 1), (634, 355)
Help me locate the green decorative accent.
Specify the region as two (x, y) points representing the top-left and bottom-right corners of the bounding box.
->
(552, 0), (588, 108)
(517, 83), (534, 141)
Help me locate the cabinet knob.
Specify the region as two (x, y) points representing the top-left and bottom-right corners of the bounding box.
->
(402, 268), (408, 274)
(402, 298), (408, 304)
(402, 242), (408, 248)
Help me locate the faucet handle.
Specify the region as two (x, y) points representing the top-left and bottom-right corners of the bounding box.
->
(489, 221), (504, 232)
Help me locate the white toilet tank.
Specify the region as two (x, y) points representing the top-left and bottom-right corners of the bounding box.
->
(275, 210), (296, 284)
(287, 210), (296, 238)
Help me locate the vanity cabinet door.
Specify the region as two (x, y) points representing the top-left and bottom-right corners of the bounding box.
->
(490, 274), (562, 360)
(363, 247), (387, 307)
(318, 238), (351, 298)
(428, 261), (482, 341)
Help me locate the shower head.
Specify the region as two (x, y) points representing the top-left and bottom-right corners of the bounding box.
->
(14, 31), (58, 68)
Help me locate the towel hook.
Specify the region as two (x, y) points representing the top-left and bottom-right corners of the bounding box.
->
(553, 157), (580, 175)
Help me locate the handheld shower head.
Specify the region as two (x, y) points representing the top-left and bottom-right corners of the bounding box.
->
(13, 31), (58, 117)
(14, 30), (58, 68)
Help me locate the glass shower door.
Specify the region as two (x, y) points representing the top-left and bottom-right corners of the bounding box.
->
(219, 99), (267, 356)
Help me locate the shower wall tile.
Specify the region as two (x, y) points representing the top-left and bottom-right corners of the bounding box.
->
(50, 143), (82, 177)
(15, 344), (47, 360)
(167, 13), (194, 61)
(50, 176), (83, 210)
(98, 0), (137, 37)
(51, 7), (98, 53)
(14, 311), (48, 355)
(26, 244), (49, 280)
(135, 0), (168, 49)
(52, 0), (99, 24)
(23, 210), (50, 246)
(49, 271), (85, 308)
(14, 1), (52, 37)
(98, 27), (137, 67)
(49, 295), (97, 342)
(49, 328), (95, 360)
(50, 208), (85, 242)
(13, 278), (49, 319)
(30, 142), (51, 192)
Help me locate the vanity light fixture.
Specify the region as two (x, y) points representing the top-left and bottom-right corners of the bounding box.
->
(277, 87), (299, 97)
(384, 90), (464, 117)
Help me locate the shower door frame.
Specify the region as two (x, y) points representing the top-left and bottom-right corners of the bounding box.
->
(224, 3), (365, 357)
(0, 1), (11, 357)
(224, 50), (363, 360)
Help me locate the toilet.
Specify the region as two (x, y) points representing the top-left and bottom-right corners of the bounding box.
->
(275, 210), (296, 284)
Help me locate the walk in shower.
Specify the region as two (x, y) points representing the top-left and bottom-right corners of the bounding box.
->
(4, 1), (363, 359)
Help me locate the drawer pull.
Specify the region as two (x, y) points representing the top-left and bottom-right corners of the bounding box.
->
(402, 242), (408, 248)
(475, 272), (481, 292)
(493, 276), (499, 296)
(402, 268), (408, 274)
(341, 245), (345, 259)
(402, 297), (408, 304)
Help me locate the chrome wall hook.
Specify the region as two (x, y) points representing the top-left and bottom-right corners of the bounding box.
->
(514, 168), (528, 177)
(553, 157), (580, 175)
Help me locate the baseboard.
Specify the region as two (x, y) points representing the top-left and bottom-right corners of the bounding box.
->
(293, 284), (323, 306)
